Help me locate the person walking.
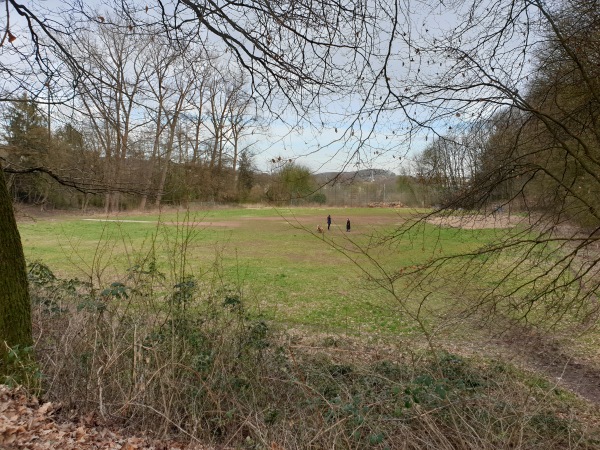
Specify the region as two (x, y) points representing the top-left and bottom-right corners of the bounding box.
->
(327, 214), (332, 230)
(346, 218), (351, 232)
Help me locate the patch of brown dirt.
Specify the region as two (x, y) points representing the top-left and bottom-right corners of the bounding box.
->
(367, 202), (405, 208)
(426, 213), (524, 229)
(494, 325), (600, 405)
(79, 219), (242, 228)
(164, 221), (241, 227)
(453, 319), (600, 406)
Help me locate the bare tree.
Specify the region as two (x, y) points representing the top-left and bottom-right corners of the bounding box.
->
(153, 54), (198, 206)
(353, 0), (600, 334)
(0, 0), (81, 366)
(137, 37), (175, 210)
(0, 0), (375, 357)
(73, 19), (149, 212)
(224, 77), (257, 178)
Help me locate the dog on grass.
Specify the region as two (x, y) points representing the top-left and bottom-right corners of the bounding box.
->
(317, 225), (324, 233)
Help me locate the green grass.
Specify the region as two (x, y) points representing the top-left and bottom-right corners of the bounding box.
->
(17, 206), (516, 335)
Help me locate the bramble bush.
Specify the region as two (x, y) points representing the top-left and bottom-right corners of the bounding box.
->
(27, 260), (599, 449)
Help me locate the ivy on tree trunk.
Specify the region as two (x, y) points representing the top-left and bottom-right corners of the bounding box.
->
(0, 165), (32, 370)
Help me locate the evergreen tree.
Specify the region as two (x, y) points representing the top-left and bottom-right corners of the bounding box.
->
(237, 150), (254, 200)
(3, 95), (49, 158)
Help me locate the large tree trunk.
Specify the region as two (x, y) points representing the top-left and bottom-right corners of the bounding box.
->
(0, 166), (32, 369)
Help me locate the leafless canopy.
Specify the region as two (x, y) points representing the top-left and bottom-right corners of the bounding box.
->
(2, 0), (600, 327)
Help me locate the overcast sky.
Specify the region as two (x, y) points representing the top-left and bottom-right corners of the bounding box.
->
(2, 0), (540, 175)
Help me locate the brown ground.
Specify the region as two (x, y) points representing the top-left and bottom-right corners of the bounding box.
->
(496, 325), (600, 405)
(425, 212), (526, 229)
(0, 385), (220, 450)
(444, 319), (600, 406)
(430, 213), (600, 406)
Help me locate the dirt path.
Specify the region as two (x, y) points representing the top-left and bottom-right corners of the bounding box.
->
(493, 325), (600, 405)
(430, 213), (600, 405)
(453, 318), (600, 405)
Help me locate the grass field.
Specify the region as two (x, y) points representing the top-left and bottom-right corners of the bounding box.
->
(17, 206), (600, 448)
(18, 206), (513, 337)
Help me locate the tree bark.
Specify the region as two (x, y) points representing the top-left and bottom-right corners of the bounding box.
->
(0, 165), (32, 369)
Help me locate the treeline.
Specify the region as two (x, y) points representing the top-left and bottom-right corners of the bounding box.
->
(2, 81), (402, 210)
(0, 13), (400, 212)
(1, 17), (266, 211)
(1, 95), (401, 209)
(400, 0), (600, 227)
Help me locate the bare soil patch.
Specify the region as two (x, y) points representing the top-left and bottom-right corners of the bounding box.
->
(497, 326), (600, 405)
(426, 212), (524, 229)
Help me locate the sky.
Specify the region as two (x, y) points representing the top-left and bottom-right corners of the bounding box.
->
(2, 0), (540, 175)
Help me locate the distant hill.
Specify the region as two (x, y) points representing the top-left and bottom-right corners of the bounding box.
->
(315, 169), (396, 184)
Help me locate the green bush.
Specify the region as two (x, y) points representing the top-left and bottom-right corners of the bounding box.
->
(309, 192), (327, 204)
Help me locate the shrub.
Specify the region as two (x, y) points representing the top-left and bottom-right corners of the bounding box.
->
(31, 265), (598, 449)
(309, 192), (327, 204)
